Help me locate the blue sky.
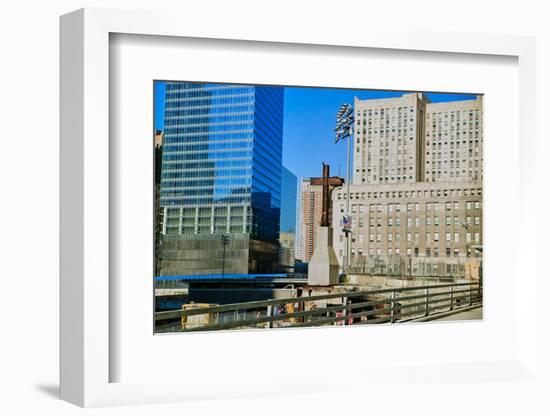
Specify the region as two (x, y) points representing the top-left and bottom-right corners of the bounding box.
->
(154, 82), (477, 181)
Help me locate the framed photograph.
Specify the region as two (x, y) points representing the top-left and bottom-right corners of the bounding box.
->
(60, 7), (538, 408)
(153, 80), (484, 335)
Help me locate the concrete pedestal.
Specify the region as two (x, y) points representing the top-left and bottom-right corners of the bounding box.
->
(308, 226), (339, 286)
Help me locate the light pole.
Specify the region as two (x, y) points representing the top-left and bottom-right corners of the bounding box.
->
(335, 103), (355, 274)
(459, 220), (471, 258)
(221, 233), (230, 278)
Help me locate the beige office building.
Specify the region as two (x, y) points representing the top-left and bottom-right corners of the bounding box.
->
(353, 93), (429, 185)
(333, 93), (483, 277)
(332, 181), (482, 274)
(425, 96), (483, 183)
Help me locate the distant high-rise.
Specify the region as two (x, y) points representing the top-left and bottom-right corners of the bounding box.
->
(154, 130), (164, 276)
(297, 178), (321, 263)
(280, 166), (297, 234)
(279, 166), (297, 270)
(296, 173), (344, 263)
(158, 82), (285, 276)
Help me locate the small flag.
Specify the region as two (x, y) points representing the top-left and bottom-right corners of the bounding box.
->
(342, 215), (352, 231)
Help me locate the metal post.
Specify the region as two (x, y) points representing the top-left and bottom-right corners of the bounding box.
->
(450, 284), (454, 311)
(221, 234), (230, 278)
(346, 126), (351, 273)
(342, 296), (348, 325)
(222, 242), (226, 277)
(266, 305), (274, 329)
(424, 287), (430, 316)
(335, 103), (354, 275)
(390, 290), (396, 323)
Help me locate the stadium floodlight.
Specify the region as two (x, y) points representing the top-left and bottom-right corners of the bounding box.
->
(334, 103), (355, 272)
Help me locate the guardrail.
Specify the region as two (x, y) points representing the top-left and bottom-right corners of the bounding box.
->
(155, 282), (482, 332)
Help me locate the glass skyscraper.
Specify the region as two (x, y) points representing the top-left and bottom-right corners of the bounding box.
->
(279, 166), (297, 234)
(158, 82), (285, 276)
(278, 166), (298, 271)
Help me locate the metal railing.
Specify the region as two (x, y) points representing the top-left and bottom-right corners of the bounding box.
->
(155, 282), (482, 333)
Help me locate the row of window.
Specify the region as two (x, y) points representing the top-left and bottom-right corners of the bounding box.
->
(162, 150), (253, 161)
(427, 109), (480, 120)
(161, 168), (251, 180)
(350, 201), (481, 214)
(362, 215), (481, 227)
(161, 158), (251, 173)
(337, 188), (482, 200)
(345, 246), (475, 258)
(346, 231), (481, 244)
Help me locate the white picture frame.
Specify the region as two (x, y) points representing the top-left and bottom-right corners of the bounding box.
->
(60, 7), (539, 408)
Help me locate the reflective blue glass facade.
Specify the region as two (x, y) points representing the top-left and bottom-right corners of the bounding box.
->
(280, 166), (297, 233)
(160, 82), (284, 243)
